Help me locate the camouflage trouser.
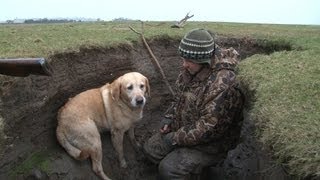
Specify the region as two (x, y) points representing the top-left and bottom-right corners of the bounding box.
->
(143, 133), (223, 180)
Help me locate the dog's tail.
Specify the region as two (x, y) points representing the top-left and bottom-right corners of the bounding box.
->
(56, 126), (89, 160)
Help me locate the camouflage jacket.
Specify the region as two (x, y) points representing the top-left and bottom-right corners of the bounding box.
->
(165, 47), (245, 154)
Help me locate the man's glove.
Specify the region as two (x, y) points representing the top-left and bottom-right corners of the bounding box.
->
(143, 132), (176, 164)
(160, 118), (173, 133)
(162, 132), (177, 148)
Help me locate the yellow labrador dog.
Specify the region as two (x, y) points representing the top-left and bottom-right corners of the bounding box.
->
(56, 72), (150, 180)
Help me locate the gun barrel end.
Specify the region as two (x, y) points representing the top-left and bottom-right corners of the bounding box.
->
(39, 58), (53, 76)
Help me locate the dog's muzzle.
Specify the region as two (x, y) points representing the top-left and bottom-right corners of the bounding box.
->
(132, 96), (146, 107)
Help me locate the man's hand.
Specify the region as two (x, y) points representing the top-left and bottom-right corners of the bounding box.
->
(160, 118), (173, 134)
(163, 132), (176, 147)
(143, 132), (176, 163)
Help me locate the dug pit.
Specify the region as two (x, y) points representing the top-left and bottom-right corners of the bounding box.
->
(0, 35), (293, 180)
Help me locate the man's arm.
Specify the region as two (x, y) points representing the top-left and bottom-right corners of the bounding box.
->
(172, 92), (226, 145)
(172, 70), (242, 146)
(160, 73), (185, 133)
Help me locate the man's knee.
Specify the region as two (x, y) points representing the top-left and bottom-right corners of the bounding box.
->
(158, 149), (197, 180)
(158, 148), (221, 180)
(158, 159), (172, 179)
(143, 134), (161, 164)
(143, 133), (173, 164)
(159, 158), (186, 180)
(158, 160), (200, 180)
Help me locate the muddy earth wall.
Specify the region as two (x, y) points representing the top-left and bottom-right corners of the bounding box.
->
(0, 36), (291, 180)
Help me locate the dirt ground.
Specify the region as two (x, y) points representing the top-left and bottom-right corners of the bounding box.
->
(0, 35), (293, 180)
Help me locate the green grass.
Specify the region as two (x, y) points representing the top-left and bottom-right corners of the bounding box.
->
(0, 21), (181, 58)
(2, 21), (319, 58)
(1, 21), (320, 178)
(239, 50), (320, 177)
(9, 151), (51, 178)
(0, 116), (4, 157)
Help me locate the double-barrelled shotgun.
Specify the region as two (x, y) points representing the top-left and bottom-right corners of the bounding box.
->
(0, 58), (53, 77)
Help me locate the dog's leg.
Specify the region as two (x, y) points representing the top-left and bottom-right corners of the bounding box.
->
(128, 126), (141, 152)
(90, 146), (111, 180)
(111, 129), (127, 168)
(56, 126), (83, 160)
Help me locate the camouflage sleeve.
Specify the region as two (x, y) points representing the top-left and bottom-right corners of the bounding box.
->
(163, 102), (175, 119)
(164, 73), (185, 119)
(173, 70), (240, 146)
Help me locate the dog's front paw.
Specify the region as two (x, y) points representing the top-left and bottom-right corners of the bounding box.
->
(120, 159), (127, 168)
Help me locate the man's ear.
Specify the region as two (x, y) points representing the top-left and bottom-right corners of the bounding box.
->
(110, 78), (121, 101)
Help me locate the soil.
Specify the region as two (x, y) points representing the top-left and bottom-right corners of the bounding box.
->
(0, 35), (293, 180)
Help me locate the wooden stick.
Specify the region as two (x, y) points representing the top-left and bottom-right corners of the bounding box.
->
(171, 12), (194, 28)
(129, 22), (175, 96)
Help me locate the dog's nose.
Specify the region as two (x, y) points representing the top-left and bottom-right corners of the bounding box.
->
(136, 97), (144, 105)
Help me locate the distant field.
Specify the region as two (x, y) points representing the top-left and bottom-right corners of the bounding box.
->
(1, 21), (319, 58)
(1, 21), (320, 178)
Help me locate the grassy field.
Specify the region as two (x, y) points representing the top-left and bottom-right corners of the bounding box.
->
(1, 21), (319, 178)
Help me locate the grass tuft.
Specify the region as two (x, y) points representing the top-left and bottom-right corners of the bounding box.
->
(256, 39), (293, 53)
(9, 151), (51, 178)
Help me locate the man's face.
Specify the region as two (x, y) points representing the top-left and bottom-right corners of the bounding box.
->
(182, 58), (202, 75)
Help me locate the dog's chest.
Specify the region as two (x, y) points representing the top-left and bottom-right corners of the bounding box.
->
(112, 111), (142, 130)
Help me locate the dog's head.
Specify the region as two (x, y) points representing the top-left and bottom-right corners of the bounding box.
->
(110, 72), (150, 108)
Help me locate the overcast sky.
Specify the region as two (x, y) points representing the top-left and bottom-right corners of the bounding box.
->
(1, 0), (319, 25)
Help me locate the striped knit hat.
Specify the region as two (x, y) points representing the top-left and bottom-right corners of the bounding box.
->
(178, 28), (215, 64)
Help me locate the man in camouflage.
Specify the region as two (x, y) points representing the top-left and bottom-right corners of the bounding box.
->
(144, 28), (245, 179)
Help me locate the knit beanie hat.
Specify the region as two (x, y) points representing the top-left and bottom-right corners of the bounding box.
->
(178, 28), (215, 64)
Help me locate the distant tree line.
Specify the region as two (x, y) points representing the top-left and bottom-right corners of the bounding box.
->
(24, 18), (78, 23)
(112, 17), (134, 22)
(4, 18), (101, 24)
(3, 17), (135, 24)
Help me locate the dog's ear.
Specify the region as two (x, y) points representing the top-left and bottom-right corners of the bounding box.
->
(145, 77), (151, 98)
(111, 78), (121, 101)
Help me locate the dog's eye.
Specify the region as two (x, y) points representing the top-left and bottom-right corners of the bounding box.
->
(140, 84), (144, 89)
(127, 85), (133, 90)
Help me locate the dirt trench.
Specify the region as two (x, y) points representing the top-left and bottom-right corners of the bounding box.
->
(0, 36), (293, 180)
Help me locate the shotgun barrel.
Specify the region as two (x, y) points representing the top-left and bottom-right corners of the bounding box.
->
(0, 58), (53, 77)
